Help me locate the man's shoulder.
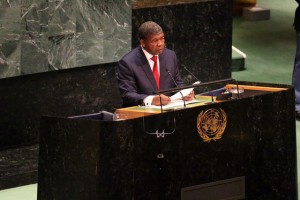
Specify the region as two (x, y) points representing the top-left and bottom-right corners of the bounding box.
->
(163, 48), (175, 53)
(119, 47), (145, 65)
(121, 46), (141, 60)
(161, 48), (176, 58)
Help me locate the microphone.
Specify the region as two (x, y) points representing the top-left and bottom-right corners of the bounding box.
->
(183, 65), (214, 103)
(182, 65), (201, 84)
(166, 69), (186, 107)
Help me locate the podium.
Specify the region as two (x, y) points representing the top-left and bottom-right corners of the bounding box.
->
(37, 81), (296, 200)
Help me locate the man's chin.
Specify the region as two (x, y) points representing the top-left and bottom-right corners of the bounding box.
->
(157, 49), (164, 54)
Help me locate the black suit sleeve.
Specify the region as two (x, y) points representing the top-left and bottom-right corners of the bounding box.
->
(117, 59), (148, 107)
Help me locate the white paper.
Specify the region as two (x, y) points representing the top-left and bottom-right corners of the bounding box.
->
(170, 81), (200, 101)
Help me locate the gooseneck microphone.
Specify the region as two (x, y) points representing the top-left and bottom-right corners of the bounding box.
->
(182, 65), (201, 84)
(166, 69), (186, 107)
(183, 65), (215, 103)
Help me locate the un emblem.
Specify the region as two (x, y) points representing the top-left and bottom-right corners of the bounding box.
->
(197, 108), (227, 142)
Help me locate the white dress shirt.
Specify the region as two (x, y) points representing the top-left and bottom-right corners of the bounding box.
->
(141, 46), (160, 106)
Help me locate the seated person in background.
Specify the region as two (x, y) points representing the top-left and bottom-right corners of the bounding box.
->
(117, 21), (194, 107)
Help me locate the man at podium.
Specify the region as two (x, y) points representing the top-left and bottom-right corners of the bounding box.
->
(117, 21), (194, 107)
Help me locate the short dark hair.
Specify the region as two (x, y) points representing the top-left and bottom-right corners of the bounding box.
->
(138, 21), (163, 40)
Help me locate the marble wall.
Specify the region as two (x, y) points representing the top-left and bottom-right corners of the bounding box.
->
(0, 0), (232, 149)
(0, 0), (131, 78)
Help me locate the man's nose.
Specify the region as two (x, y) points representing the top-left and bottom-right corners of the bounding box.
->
(157, 40), (163, 46)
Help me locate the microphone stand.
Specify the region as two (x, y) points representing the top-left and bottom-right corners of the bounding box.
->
(183, 65), (202, 84)
(159, 94), (163, 113)
(155, 78), (234, 105)
(211, 91), (214, 103)
(202, 86), (215, 104)
(179, 92), (186, 107)
(166, 69), (186, 108)
(157, 78), (234, 94)
(235, 80), (240, 98)
(230, 79), (241, 99)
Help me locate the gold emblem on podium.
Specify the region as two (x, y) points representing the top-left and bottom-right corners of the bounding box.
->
(197, 108), (227, 142)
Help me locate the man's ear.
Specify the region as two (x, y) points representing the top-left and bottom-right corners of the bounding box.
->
(140, 39), (145, 48)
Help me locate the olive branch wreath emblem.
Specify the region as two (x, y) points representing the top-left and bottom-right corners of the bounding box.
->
(197, 108), (227, 142)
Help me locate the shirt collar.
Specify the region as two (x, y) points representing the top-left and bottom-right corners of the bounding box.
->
(141, 45), (158, 61)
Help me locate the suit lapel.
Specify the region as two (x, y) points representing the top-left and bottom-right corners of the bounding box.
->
(158, 50), (169, 90)
(137, 47), (159, 91)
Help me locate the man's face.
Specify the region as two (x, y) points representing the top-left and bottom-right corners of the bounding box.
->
(141, 32), (165, 55)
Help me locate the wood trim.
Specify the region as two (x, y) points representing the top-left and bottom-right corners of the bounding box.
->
(225, 84), (288, 92)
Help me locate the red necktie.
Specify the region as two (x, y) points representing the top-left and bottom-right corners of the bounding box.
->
(151, 56), (160, 89)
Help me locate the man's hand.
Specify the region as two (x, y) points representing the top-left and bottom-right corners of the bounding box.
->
(184, 90), (195, 101)
(152, 94), (171, 106)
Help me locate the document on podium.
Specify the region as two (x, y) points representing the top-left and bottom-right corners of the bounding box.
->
(148, 81), (201, 109)
(170, 81), (200, 101)
(170, 87), (193, 101)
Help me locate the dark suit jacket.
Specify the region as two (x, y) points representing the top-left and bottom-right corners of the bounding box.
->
(117, 46), (184, 107)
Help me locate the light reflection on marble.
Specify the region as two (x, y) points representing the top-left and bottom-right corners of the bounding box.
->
(48, 1), (75, 35)
(0, 0), (131, 78)
(0, 0), (21, 8)
(132, 0), (215, 8)
(76, 31), (104, 67)
(21, 35), (48, 74)
(48, 34), (76, 70)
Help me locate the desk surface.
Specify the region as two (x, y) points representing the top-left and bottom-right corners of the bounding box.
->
(116, 84), (288, 120)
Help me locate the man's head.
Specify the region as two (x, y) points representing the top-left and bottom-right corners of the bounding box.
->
(139, 21), (165, 55)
